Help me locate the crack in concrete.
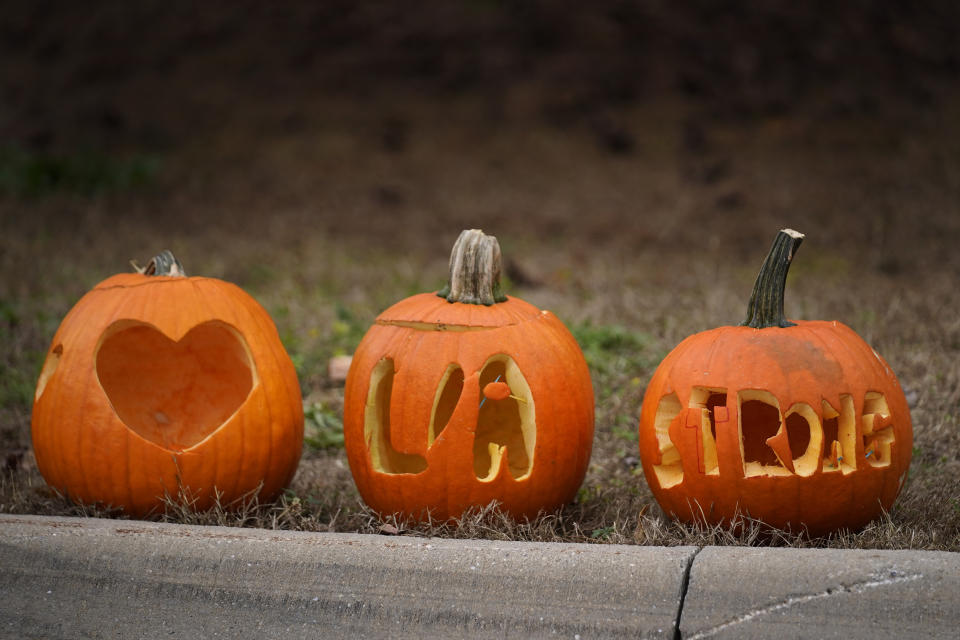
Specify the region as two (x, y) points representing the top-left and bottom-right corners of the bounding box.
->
(683, 570), (923, 639)
(673, 547), (702, 640)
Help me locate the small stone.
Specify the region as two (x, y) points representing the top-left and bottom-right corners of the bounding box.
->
(328, 355), (353, 383)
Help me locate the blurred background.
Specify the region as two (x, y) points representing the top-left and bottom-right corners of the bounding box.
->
(3, 1), (958, 252)
(2, 1), (959, 539)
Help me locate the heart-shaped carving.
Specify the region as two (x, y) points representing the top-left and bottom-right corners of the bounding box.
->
(97, 320), (256, 451)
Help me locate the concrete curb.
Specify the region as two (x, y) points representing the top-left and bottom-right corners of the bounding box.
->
(681, 546), (959, 639)
(1, 514), (957, 639)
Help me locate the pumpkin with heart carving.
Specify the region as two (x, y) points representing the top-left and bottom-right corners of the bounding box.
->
(343, 230), (595, 521)
(31, 251), (303, 515)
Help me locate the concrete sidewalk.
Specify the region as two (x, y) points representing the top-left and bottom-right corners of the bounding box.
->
(1, 514), (957, 639)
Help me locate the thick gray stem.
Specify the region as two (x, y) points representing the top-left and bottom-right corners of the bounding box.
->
(437, 229), (506, 305)
(142, 250), (187, 277)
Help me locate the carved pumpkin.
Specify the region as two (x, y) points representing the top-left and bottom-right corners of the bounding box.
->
(343, 230), (595, 521)
(638, 229), (912, 535)
(31, 251), (304, 515)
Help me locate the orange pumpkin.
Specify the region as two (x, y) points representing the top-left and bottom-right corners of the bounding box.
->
(31, 251), (303, 515)
(638, 229), (912, 535)
(343, 230), (595, 521)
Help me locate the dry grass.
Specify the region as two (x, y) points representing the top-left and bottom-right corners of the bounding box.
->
(2, 43), (960, 550)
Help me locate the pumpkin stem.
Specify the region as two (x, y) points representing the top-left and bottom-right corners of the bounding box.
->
(742, 228), (804, 329)
(437, 229), (507, 305)
(135, 250), (187, 277)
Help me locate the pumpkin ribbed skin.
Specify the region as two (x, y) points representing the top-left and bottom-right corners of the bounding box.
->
(345, 230), (594, 521)
(31, 270), (303, 516)
(638, 230), (912, 536)
(344, 292), (595, 521)
(639, 320), (912, 535)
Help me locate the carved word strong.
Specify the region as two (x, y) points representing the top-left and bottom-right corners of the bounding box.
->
(651, 386), (895, 489)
